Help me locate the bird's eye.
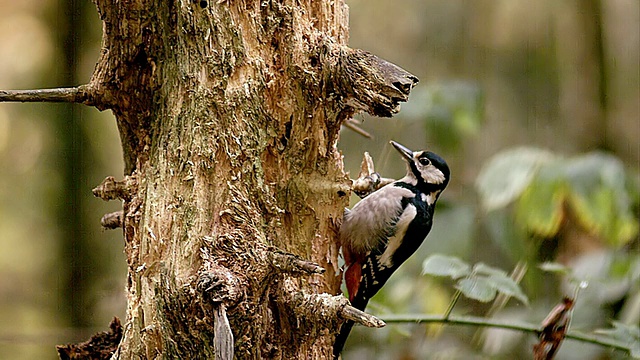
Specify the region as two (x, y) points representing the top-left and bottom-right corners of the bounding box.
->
(418, 157), (431, 166)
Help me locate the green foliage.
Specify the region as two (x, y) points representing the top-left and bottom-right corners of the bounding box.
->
(476, 147), (555, 210)
(421, 253), (470, 279)
(563, 153), (638, 247)
(595, 322), (640, 358)
(515, 172), (567, 238)
(476, 148), (639, 247)
(423, 255), (529, 305)
(456, 276), (497, 302)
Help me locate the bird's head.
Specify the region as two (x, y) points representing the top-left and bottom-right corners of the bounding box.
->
(391, 141), (450, 191)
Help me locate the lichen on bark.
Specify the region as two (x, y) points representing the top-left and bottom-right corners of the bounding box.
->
(66, 0), (417, 358)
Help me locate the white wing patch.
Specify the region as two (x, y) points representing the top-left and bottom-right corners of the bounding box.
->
(379, 204), (417, 267)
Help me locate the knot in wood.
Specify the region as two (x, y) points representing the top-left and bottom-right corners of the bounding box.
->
(198, 266), (241, 305)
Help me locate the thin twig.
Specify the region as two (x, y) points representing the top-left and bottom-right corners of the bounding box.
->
(443, 289), (461, 320)
(445, 267), (478, 320)
(473, 261), (528, 345)
(381, 314), (632, 354)
(0, 86), (93, 104)
(343, 119), (372, 138)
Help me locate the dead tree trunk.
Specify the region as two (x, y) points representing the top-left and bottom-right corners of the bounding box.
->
(1, 0), (416, 358)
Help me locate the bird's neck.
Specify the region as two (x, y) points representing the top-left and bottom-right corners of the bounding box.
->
(395, 175), (443, 203)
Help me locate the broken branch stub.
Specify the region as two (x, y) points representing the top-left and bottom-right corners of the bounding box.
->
(101, 210), (124, 230)
(92, 175), (137, 201)
(351, 152), (395, 198)
(198, 266), (242, 305)
(340, 304), (386, 328)
(281, 279), (384, 333)
(321, 44), (418, 118)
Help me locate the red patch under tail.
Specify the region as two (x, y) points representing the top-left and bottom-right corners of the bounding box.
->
(345, 262), (362, 302)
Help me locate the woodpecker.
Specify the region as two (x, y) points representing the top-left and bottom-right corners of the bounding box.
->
(334, 141), (450, 358)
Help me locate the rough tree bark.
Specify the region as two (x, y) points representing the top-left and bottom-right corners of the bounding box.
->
(1, 1), (416, 358)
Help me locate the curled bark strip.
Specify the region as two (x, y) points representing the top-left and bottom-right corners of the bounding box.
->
(101, 210), (124, 229)
(198, 266), (242, 305)
(213, 305), (234, 360)
(351, 152), (394, 198)
(0, 85), (96, 105)
(268, 248), (326, 275)
(340, 304), (386, 328)
(321, 44), (418, 117)
(92, 175), (137, 201)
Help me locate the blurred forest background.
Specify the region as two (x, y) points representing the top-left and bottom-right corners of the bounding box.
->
(0, 1), (637, 359)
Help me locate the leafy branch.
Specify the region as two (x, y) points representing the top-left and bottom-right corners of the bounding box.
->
(416, 254), (639, 358)
(422, 254), (529, 305)
(381, 313), (637, 355)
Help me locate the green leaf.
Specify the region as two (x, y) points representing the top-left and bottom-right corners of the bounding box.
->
(515, 176), (566, 238)
(569, 185), (638, 247)
(608, 254), (640, 280)
(455, 276), (497, 302)
(422, 254), (471, 279)
(476, 147), (554, 211)
(473, 262), (508, 277)
(563, 152), (638, 247)
(595, 322), (640, 357)
(466, 263), (529, 305)
(563, 153), (627, 197)
(486, 273), (529, 305)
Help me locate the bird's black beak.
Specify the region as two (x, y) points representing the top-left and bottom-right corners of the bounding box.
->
(390, 141), (414, 162)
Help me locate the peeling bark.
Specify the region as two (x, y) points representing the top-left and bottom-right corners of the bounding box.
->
(47, 0), (417, 358)
(56, 317), (122, 359)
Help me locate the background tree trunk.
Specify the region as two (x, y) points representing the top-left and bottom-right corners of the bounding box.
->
(83, 1), (414, 358)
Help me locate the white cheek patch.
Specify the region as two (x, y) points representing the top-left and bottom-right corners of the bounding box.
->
(422, 166), (445, 184)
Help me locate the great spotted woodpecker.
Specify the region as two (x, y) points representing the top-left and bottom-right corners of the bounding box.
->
(334, 141), (450, 358)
